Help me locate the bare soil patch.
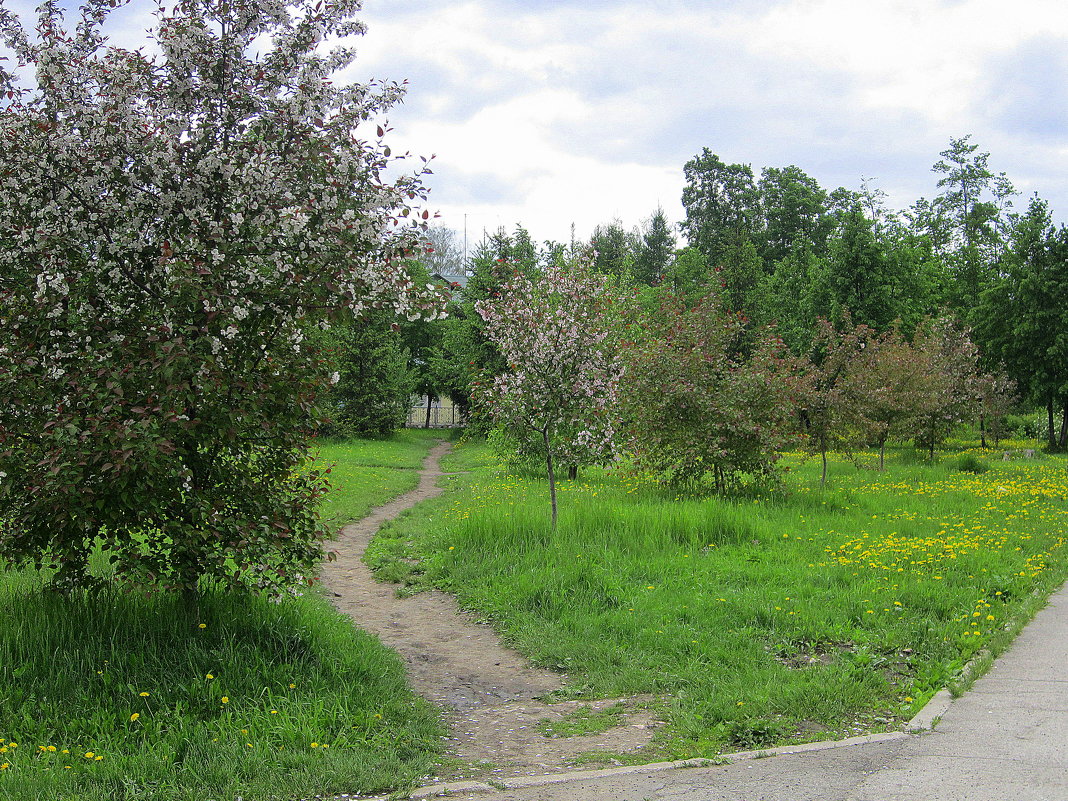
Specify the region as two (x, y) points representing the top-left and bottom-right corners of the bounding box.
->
(319, 441), (661, 780)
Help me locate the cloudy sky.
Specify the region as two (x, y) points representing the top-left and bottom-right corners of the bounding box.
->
(345, 0), (1068, 247)
(8, 0), (1067, 248)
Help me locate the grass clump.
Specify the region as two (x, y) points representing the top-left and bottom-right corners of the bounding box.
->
(954, 453), (990, 474)
(535, 704), (626, 738)
(369, 437), (1068, 758)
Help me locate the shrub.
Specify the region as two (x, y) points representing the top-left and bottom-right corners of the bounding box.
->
(956, 454), (991, 474)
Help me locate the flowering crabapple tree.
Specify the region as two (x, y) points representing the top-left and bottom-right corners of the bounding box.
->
(474, 258), (623, 527)
(0, 1), (441, 597)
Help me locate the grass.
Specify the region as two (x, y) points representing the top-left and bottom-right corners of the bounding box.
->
(367, 436), (1068, 758)
(0, 429), (445, 801)
(535, 704), (626, 738)
(316, 428), (448, 528)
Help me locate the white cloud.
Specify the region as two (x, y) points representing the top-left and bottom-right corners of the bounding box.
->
(4, 0), (1065, 244)
(352, 0), (1068, 244)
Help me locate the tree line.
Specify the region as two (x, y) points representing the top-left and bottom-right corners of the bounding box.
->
(332, 135), (1067, 455)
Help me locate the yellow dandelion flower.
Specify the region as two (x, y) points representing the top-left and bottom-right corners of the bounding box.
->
(198, 623), (207, 629)
(139, 692), (150, 697)
(221, 696), (229, 704)
(129, 713), (140, 722)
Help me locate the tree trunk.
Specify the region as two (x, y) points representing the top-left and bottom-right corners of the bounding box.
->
(1048, 399), (1057, 450)
(878, 437), (887, 471)
(820, 449), (828, 488)
(979, 413), (986, 449)
(424, 395), (432, 429)
(1060, 399), (1068, 449)
(542, 429), (557, 529)
(567, 464), (578, 481)
(181, 585), (200, 623)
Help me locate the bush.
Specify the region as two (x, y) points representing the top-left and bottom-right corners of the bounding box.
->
(956, 454), (991, 474)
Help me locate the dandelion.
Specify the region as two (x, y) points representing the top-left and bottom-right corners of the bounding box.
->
(221, 697), (229, 704)
(129, 713), (140, 722)
(206, 674), (214, 680)
(198, 623), (207, 629)
(139, 692), (150, 697)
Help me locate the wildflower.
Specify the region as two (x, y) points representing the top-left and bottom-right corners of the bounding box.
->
(129, 713), (140, 722)
(139, 692), (150, 697)
(206, 674), (214, 680)
(310, 742), (319, 748)
(198, 623), (207, 629)
(221, 697), (229, 704)
(84, 752), (95, 759)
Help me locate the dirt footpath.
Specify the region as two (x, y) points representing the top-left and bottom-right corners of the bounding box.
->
(319, 441), (661, 780)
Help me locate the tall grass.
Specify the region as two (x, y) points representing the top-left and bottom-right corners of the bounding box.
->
(0, 430), (445, 800)
(369, 438), (1068, 756)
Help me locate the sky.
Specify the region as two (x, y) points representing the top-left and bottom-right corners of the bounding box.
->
(7, 0), (1068, 249)
(346, 0), (1068, 248)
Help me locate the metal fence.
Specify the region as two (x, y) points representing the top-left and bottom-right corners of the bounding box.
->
(406, 403), (464, 429)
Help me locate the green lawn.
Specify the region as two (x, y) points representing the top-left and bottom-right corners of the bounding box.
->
(316, 428), (448, 528)
(0, 430), (445, 801)
(367, 437), (1068, 757)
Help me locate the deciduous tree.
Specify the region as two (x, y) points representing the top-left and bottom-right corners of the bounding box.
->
(474, 259), (623, 526)
(621, 290), (800, 491)
(0, 1), (440, 595)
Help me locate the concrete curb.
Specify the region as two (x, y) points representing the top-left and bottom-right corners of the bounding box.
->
(365, 686), (956, 800)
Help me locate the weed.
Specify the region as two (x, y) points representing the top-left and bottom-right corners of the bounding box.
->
(535, 704), (626, 738)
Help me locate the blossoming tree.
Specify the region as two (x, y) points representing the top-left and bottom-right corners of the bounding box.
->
(0, 1), (441, 595)
(474, 259), (623, 527)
